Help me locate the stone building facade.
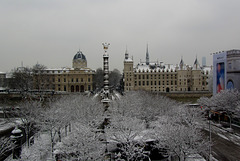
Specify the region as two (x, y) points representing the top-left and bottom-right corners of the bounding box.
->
(33, 50), (95, 92)
(226, 49), (240, 90)
(123, 48), (211, 92)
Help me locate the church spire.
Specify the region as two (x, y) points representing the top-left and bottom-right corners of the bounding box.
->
(179, 56), (184, 69)
(194, 55), (198, 65)
(146, 44), (149, 65)
(193, 55), (200, 70)
(125, 46), (129, 60)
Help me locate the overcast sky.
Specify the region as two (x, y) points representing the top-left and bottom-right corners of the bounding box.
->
(1, 0), (240, 72)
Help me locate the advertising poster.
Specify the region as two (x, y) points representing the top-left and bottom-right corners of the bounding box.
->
(213, 52), (227, 95)
(216, 62), (225, 92)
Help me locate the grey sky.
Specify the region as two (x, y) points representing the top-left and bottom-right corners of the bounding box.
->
(1, 0), (240, 72)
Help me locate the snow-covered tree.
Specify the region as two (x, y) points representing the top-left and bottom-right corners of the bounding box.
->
(153, 106), (208, 161)
(38, 102), (67, 156)
(112, 91), (178, 127)
(109, 69), (122, 88)
(36, 94), (105, 158)
(105, 115), (150, 161)
(207, 70), (213, 92)
(10, 67), (33, 91)
(20, 133), (52, 160)
(198, 89), (240, 128)
(55, 124), (105, 160)
(69, 94), (104, 127)
(93, 68), (104, 91)
(32, 63), (48, 91)
(0, 137), (13, 159)
(16, 90), (209, 161)
(107, 91), (182, 160)
(10, 100), (42, 147)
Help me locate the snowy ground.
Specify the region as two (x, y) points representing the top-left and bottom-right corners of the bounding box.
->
(5, 132), (53, 161)
(0, 118), (23, 136)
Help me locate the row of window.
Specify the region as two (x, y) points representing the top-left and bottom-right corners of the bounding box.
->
(49, 85), (92, 92)
(135, 69), (176, 73)
(36, 77), (91, 83)
(125, 80), (208, 87)
(125, 72), (208, 79)
(125, 80), (178, 87)
(37, 70), (94, 74)
(127, 74), (178, 79)
(55, 78), (91, 83)
(135, 75), (177, 80)
(125, 86), (207, 92)
(36, 70), (66, 74)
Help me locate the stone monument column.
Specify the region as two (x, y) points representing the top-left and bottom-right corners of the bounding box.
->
(101, 42), (110, 108)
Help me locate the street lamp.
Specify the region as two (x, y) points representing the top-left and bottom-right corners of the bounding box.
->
(209, 110), (212, 161)
(10, 126), (23, 159)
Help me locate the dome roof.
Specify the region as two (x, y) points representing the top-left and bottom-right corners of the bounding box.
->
(73, 50), (87, 61)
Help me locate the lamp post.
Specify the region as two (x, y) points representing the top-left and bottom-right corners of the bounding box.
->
(209, 110), (212, 161)
(10, 126), (23, 159)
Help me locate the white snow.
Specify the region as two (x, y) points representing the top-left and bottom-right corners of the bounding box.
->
(217, 133), (229, 140)
(186, 153), (206, 161)
(135, 63), (177, 73)
(0, 118), (23, 132)
(0, 87), (6, 90)
(125, 58), (133, 62)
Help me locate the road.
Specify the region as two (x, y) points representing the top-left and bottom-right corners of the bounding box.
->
(204, 122), (240, 161)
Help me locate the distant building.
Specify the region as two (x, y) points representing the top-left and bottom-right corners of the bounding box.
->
(0, 72), (6, 88)
(213, 49), (240, 94)
(226, 50), (240, 91)
(123, 47), (211, 92)
(202, 56), (206, 67)
(33, 50), (95, 92)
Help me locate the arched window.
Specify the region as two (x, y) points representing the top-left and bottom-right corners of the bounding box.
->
(71, 85), (74, 92)
(80, 85), (84, 92)
(76, 85), (79, 92)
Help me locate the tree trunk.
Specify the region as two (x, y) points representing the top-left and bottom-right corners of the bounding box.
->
(179, 154), (185, 161)
(50, 130), (54, 158)
(69, 123), (71, 132)
(65, 125), (68, 136)
(218, 114), (221, 124)
(230, 116), (232, 129)
(58, 128), (61, 142)
(25, 125), (30, 147)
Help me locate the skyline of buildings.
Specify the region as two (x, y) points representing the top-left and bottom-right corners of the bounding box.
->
(123, 46), (212, 92)
(1, 47), (240, 93)
(0, 46), (211, 74)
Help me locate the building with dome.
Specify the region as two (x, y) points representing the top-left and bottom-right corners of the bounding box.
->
(33, 50), (95, 92)
(72, 50), (87, 69)
(123, 47), (212, 92)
